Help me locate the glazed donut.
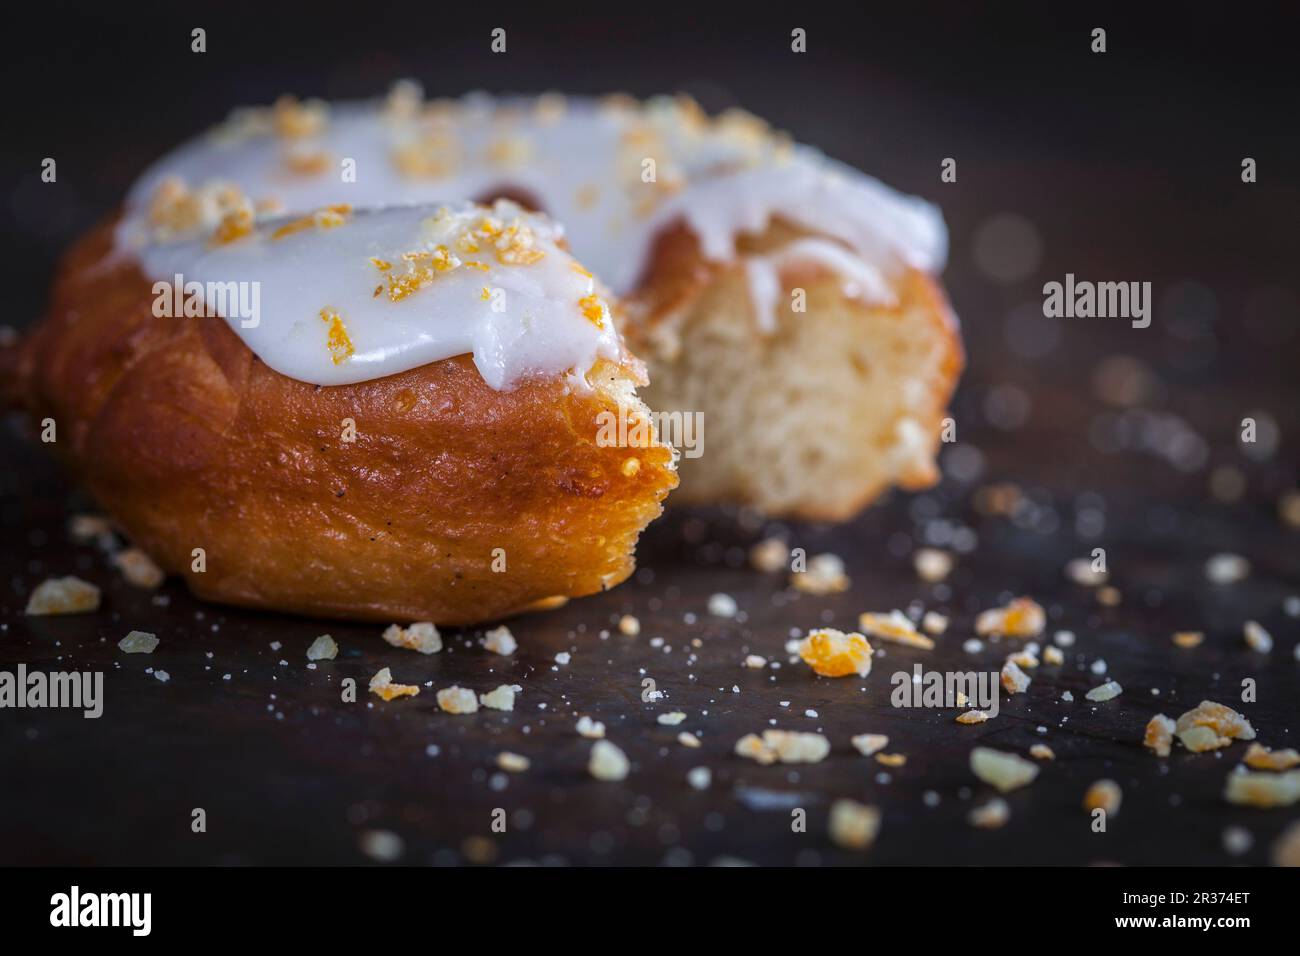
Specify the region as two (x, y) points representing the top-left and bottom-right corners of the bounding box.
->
(6, 84), (960, 623)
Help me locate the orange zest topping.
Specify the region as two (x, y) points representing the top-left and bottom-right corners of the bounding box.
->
(271, 204), (352, 240)
(579, 294), (608, 329)
(319, 308), (355, 365)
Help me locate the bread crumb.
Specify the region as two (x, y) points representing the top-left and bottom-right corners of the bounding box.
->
(913, 548), (953, 583)
(735, 730), (830, 765)
(616, 615), (641, 637)
(1243, 620), (1273, 653)
(790, 553), (849, 595)
(369, 667), (420, 701)
(677, 731), (701, 748)
(657, 711), (686, 726)
(851, 733), (889, 757)
(1243, 743), (1300, 771)
(1176, 700), (1255, 753)
(306, 634), (338, 661)
(1084, 779), (1122, 816)
(496, 752), (530, 772)
(1144, 713), (1176, 757)
(1042, 645), (1064, 665)
(1030, 743), (1056, 761)
(797, 628), (874, 677)
(921, 611), (949, 636)
(68, 514), (112, 543)
(589, 739), (630, 780)
(434, 685), (478, 713)
(858, 610), (935, 650)
(1172, 631), (1204, 648)
(687, 766), (712, 790)
(482, 626), (517, 655)
(25, 576), (101, 615)
(975, 597), (1045, 638)
(750, 537), (790, 573)
(576, 715), (606, 739)
(828, 799), (881, 850)
(743, 654), (768, 669)
(113, 548), (165, 589)
(1065, 557), (1108, 587)
(970, 747), (1040, 793)
(1205, 552), (1250, 584)
(956, 710), (991, 724)
(1001, 659), (1032, 694)
(1224, 769), (1300, 807)
(708, 593), (738, 618)
(383, 621), (442, 654)
(118, 630), (159, 654)
(968, 798), (1010, 829)
(1085, 680), (1123, 702)
(479, 685), (516, 711)
(876, 752), (906, 767)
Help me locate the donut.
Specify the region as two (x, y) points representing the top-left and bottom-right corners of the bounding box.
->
(5, 83), (960, 623)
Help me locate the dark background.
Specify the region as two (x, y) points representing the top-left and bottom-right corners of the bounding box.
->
(1, 1), (1298, 866)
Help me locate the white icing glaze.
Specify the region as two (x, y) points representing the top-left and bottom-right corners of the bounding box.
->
(116, 89), (948, 389)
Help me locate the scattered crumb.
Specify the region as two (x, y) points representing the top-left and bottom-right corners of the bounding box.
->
(797, 628), (873, 678)
(1273, 820), (1300, 865)
(482, 625), (517, 655)
(1205, 552), (1250, 585)
(1096, 585), (1122, 606)
(616, 615), (640, 637)
(479, 684), (516, 711)
(1176, 700), (1255, 752)
(496, 752), (529, 773)
(576, 715), (606, 739)
(358, 829), (403, 862)
(921, 611), (949, 636)
(1222, 825), (1254, 856)
(1084, 779), (1122, 816)
(1224, 769), (1300, 807)
(1001, 659), (1031, 694)
(734, 730), (830, 765)
(436, 686), (478, 714)
(1144, 714), (1176, 757)
(790, 553), (849, 595)
(743, 654), (767, 669)
(970, 747), (1040, 793)
(657, 711), (687, 726)
(383, 621), (442, 655)
(1172, 631), (1204, 649)
(1085, 680), (1123, 702)
(750, 537), (790, 573)
(968, 798), (1010, 829)
(306, 634), (338, 661)
(828, 799), (881, 850)
(589, 740), (630, 780)
(851, 734), (889, 757)
(1042, 645), (1064, 666)
(1243, 620), (1273, 653)
(1243, 743), (1300, 771)
(25, 576), (101, 616)
(858, 610), (935, 650)
(153, 670), (170, 683)
(975, 597), (1045, 638)
(956, 710), (991, 724)
(913, 548), (953, 583)
(68, 514), (112, 543)
(113, 548), (165, 589)
(708, 592), (738, 618)
(369, 668), (420, 701)
(118, 630), (159, 654)
(677, 731), (701, 748)
(1030, 743), (1056, 761)
(876, 752), (906, 767)
(1065, 557), (1108, 587)
(687, 766), (712, 790)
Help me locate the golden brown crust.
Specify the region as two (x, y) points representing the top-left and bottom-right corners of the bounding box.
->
(9, 222), (677, 624)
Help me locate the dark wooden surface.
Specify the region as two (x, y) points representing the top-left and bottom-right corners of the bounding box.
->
(2, 4), (1298, 866)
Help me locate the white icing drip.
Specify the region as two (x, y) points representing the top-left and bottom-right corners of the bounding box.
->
(743, 237), (896, 332)
(138, 202), (620, 389)
(117, 92), (948, 388)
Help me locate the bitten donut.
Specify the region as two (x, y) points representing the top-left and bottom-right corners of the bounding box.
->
(8, 199), (677, 624)
(103, 85), (961, 519)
